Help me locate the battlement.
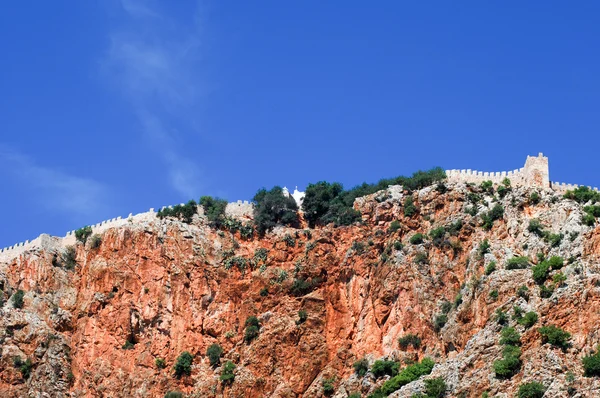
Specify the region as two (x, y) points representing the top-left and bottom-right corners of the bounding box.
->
(0, 198), (255, 263)
(446, 153), (551, 188)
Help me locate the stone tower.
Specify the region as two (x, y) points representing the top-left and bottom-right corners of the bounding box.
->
(523, 153), (549, 188)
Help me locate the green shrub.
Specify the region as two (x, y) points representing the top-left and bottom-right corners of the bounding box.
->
(583, 213), (596, 226)
(199, 196), (228, 228)
(539, 284), (554, 298)
(447, 219), (463, 236)
(506, 256), (530, 270)
(527, 219), (545, 237)
(155, 357), (166, 369)
(538, 325), (571, 350)
(481, 204), (504, 230)
(546, 256), (564, 270)
(371, 359), (399, 378)
(564, 186), (600, 204)
(517, 381), (546, 398)
(322, 377), (335, 395)
(410, 233), (425, 245)
(453, 293), (463, 308)
(414, 252), (429, 265)
(433, 314), (447, 332)
(244, 316), (260, 343)
(500, 327), (521, 346)
(122, 339), (135, 350)
(157, 200), (198, 224)
(423, 377), (447, 398)
(60, 246), (77, 270)
(398, 334), (421, 350)
(12, 289), (25, 309)
(12, 357), (33, 379)
(465, 206), (477, 216)
(553, 272), (567, 286)
(495, 309), (508, 325)
(220, 361), (236, 385)
(173, 351), (193, 378)
(206, 343), (223, 368)
(493, 345), (521, 379)
(259, 287), (269, 297)
(297, 309), (308, 325)
(253, 186), (299, 235)
(529, 192), (541, 205)
(254, 248), (268, 264)
(289, 277), (317, 296)
(75, 226), (93, 243)
(404, 196), (417, 217)
(349, 393), (361, 398)
(519, 312), (538, 329)
(480, 180), (494, 193)
(353, 358), (369, 377)
(393, 240), (403, 250)
(517, 285), (530, 300)
(283, 234), (296, 247)
(164, 392), (184, 398)
(478, 239), (491, 258)
(497, 185), (510, 198)
(489, 290), (498, 300)
(89, 234), (102, 249)
(441, 301), (452, 314)
(531, 262), (551, 285)
(485, 261), (497, 275)
(389, 220), (401, 233)
(582, 348), (600, 377)
(429, 227), (446, 246)
(545, 233), (563, 248)
(369, 358), (435, 397)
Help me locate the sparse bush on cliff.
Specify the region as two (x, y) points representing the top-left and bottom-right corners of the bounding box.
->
(538, 325), (571, 350)
(322, 377), (335, 395)
(583, 347), (600, 377)
(220, 361), (236, 385)
(12, 289), (24, 309)
(493, 345), (521, 379)
(157, 200), (198, 224)
(89, 234), (102, 249)
(353, 358), (369, 377)
(410, 233), (424, 245)
(517, 381), (546, 398)
(207, 343), (223, 368)
(371, 359), (399, 378)
(398, 334), (421, 350)
(485, 261), (497, 275)
(506, 256), (530, 270)
(564, 186), (600, 204)
(53, 246), (77, 270)
(388, 220), (401, 233)
(531, 262), (551, 285)
(480, 180), (494, 193)
(433, 314), (447, 332)
(244, 316), (260, 343)
(415, 377), (447, 398)
(519, 312), (538, 329)
(478, 239), (490, 258)
(13, 356), (33, 379)
(404, 196), (417, 217)
(529, 191), (541, 205)
(75, 226), (92, 243)
(173, 351), (193, 378)
(527, 219), (545, 236)
(481, 204), (504, 230)
(545, 232), (563, 247)
(253, 186), (299, 235)
(164, 392), (184, 398)
(429, 226), (446, 247)
(155, 358), (166, 369)
(296, 309), (308, 325)
(199, 196), (228, 228)
(368, 358), (435, 398)
(500, 327), (521, 346)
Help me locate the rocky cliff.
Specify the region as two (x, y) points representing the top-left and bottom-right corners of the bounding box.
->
(1, 181), (600, 397)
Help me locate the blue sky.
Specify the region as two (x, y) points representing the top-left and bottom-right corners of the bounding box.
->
(1, 1), (599, 247)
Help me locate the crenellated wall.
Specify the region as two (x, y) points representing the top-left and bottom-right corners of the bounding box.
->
(0, 199), (255, 263)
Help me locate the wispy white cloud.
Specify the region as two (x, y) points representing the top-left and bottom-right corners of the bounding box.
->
(0, 145), (109, 217)
(102, 0), (204, 198)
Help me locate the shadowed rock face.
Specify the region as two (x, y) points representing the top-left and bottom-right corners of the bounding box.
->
(0, 181), (599, 397)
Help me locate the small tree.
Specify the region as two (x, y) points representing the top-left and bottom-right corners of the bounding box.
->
(538, 325), (571, 350)
(500, 327), (521, 346)
(75, 226), (93, 243)
(296, 309), (308, 325)
(398, 334), (421, 350)
(173, 351), (193, 378)
(582, 348), (600, 377)
(12, 290), (25, 309)
(423, 377), (447, 398)
(404, 196), (417, 217)
(244, 316), (260, 343)
(353, 358), (369, 377)
(253, 186), (299, 235)
(518, 381), (546, 398)
(220, 361), (236, 385)
(206, 343), (223, 368)
(199, 196), (228, 228)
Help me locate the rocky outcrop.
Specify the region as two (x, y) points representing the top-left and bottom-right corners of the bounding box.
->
(1, 181), (599, 397)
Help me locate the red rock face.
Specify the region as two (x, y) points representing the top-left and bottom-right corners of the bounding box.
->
(1, 183), (599, 397)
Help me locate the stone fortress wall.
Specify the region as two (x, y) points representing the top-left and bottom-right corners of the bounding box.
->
(0, 199), (256, 263)
(446, 153), (599, 194)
